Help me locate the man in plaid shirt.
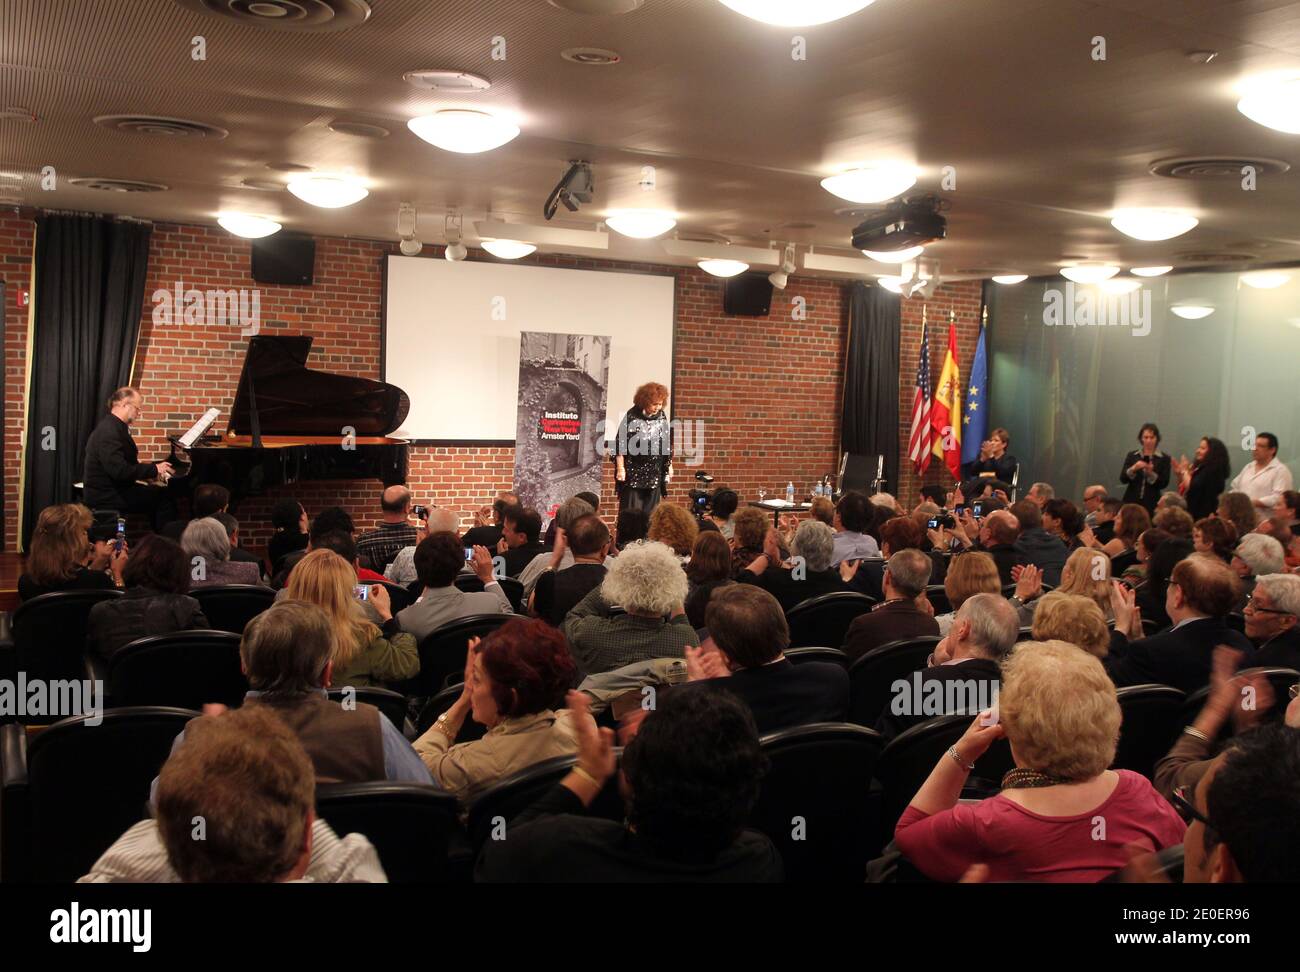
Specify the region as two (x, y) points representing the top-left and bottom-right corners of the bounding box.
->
(356, 486), (421, 574)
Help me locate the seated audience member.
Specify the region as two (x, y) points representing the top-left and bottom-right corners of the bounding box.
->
(876, 592), (1017, 740)
(1030, 591), (1110, 658)
(285, 549), (418, 688)
(1153, 505), (1194, 540)
(520, 496), (595, 599)
(213, 512), (264, 572)
(1107, 554), (1254, 692)
(476, 688), (782, 882)
(1081, 485), (1109, 530)
(871, 492), (902, 516)
(80, 704), (386, 883)
(1134, 534), (1195, 629)
(961, 428), (1018, 499)
(848, 514), (934, 600)
(934, 551), (1001, 635)
(949, 508), (1022, 584)
(1193, 515), (1236, 564)
(1247, 573), (1300, 668)
(1231, 533), (1286, 606)
(497, 505), (546, 577)
(1217, 491), (1258, 543)
(182, 517), (265, 588)
(543, 490), (599, 548)
(355, 486), (420, 574)
(1053, 547), (1114, 620)
(1276, 489), (1300, 527)
(830, 491), (881, 566)
(87, 535), (209, 662)
(684, 531), (734, 629)
(461, 491), (520, 549)
(160, 483), (230, 542)
(919, 485), (947, 507)
(1156, 491), (1189, 513)
(396, 532), (512, 641)
(533, 514), (611, 626)
(1121, 526), (1170, 587)
(273, 507), (386, 587)
(729, 506), (771, 577)
(19, 503), (122, 600)
(894, 641), (1185, 882)
(648, 502), (699, 560)
(738, 520), (847, 612)
(413, 618), (578, 802)
(683, 584), (849, 732)
(1025, 482), (1054, 508)
(266, 498), (309, 574)
(843, 549), (938, 661)
(1042, 498), (1085, 550)
(808, 495), (835, 527)
(614, 508), (650, 550)
(703, 488), (739, 538)
(279, 531), (389, 626)
(1083, 502), (1147, 561)
(383, 507), (462, 586)
(1010, 500), (1068, 586)
(563, 540), (699, 676)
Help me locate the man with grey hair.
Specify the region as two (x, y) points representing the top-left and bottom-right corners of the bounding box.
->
(519, 496), (595, 600)
(1081, 484), (1108, 529)
(181, 516), (264, 587)
(356, 485), (420, 574)
(1156, 491), (1188, 513)
(876, 591), (1017, 739)
(83, 386), (177, 528)
(1026, 482), (1054, 508)
(843, 549), (939, 662)
(1248, 573), (1300, 669)
(737, 520), (848, 612)
(384, 506), (465, 585)
(563, 540), (699, 677)
(1232, 533), (1287, 607)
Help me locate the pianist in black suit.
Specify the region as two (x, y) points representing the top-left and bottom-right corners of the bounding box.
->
(1107, 554), (1254, 694)
(82, 387), (175, 528)
(680, 584), (849, 734)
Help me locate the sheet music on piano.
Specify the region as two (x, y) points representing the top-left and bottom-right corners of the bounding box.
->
(177, 408), (221, 449)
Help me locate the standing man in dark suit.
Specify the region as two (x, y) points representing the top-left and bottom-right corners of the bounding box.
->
(682, 584), (848, 734)
(1107, 554), (1254, 693)
(82, 387), (175, 528)
(843, 549), (940, 662)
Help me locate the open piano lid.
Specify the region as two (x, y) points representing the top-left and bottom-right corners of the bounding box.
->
(228, 335), (410, 438)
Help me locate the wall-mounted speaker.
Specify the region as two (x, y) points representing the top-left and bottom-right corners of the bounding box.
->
(251, 233), (315, 286)
(723, 272), (773, 316)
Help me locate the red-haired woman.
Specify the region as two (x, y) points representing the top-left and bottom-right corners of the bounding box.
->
(614, 381), (672, 517)
(413, 618), (579, 802)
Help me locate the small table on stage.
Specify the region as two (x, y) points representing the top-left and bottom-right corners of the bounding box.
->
(747, 499), (813, 527)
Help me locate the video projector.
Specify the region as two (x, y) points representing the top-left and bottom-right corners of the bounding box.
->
(851, 196), (948, 253)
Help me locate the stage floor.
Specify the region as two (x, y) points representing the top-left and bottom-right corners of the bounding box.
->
(0, 552), (22, 612)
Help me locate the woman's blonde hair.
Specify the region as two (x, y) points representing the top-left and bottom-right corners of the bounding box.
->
(647, 502), (699, 557)
(944, 551), (1000, 610)
(1057, 547), (1112, 613)
(27, 503), (93, 585)
(1000, 640), (1120, 779)
(284, 549), (377, 671)
(1030, 592), (1110, 658)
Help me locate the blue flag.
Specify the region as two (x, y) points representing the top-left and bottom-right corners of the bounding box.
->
(960, 324), (988, 466)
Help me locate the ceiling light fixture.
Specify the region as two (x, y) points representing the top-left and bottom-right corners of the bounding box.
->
(1240, 270), (1291, 289)
(991, 274), (1027, 285)
(1060, 264), (1120, 283)
(605, 209), (677, 239)
(481, 239), (536, 259)
(407, 110), (520, 153)
(1130, 266), (1172, 277)
(286, 175), (368, 208)
(1110, 209), (1199, 241)
(217, 212), (282, 238)
(1171, 302), (1214, 320)
(398, 202), (422, 255)
(876, 276), (904, 294)
(1237, 76), (1300, 134)
(820, 164), (917, 203)
(444, 212), (467, 261)
(716, 0), (877, 26)
(699, 259), (749, 277)
(769, 244), (797, 290)
(862, 245), (925, 263)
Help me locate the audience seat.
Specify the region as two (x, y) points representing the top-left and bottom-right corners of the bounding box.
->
(316, 781), (470, 883)
(875, 712), (1015, 846)
(393, 613), (514, 699)
(326, 686), (412, 736)
(12, 589), (122, 692)
(786, 591), (877, 649)
(414, 684), (487, 742)
(1111, 549), (1139, 575)
(107, 630), (248, 711)
(783, 646), (849, 668)
(750, 722), (885, 881)
(454, 574), (525, 612)
(1112, 684), (1186, 779)
(845, 636), (942, 728)
(0, 706), (199, 882)
(378, 582), (415, 613)
(923, 585), (952, 615)
(190, 584), (275, 634)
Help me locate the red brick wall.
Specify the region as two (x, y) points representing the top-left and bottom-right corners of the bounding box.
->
(3, 213), (985, 551)
(1, 213), (35, 552)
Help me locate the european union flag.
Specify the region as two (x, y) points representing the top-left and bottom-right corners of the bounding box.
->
(961, 324), (988, 466)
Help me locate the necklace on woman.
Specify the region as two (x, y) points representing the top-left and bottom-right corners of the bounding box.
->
(1001, 768), (1075, 789)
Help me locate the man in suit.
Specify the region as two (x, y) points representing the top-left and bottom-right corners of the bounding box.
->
(395, 532), (512, 641)
(532, 513), (610, 626)
(682, 584), (848, 734)
(1107, 554), (1254, 692)
(843, 549), (939, 662)
(876, 592), (1019, 739)
(1081, 484), (1109, 530)
(82, 386), (176, 528)
(1010, 500), (1068, 587)
(1247, 574), (1300, 669)
(737, 520), (848, 612)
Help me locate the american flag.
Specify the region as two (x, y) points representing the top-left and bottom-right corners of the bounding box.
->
(908, 322), (933, 473)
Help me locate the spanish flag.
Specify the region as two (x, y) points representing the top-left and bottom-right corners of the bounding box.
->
(930, 322), (962, 479)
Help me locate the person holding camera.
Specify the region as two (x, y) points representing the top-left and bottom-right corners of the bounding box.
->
(614, 382), (672, 517)
(19, 503), (127, 601)
(1119, 423), (1171, 515)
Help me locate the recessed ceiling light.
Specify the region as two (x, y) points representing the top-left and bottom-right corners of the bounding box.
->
(1100, 277), (1142, 294)
(1130, 266), (1172, 277)
(605, 210), (677, 239)
(1171, 302), (1214, 320)
(481, 239), (536, 259)
(174, 0), (372, 31)
(862, 246), (925, 263)
(1060, 264), (1120, 283)
(286, 175), (368, 208)
(699, 259), (749, 277)
(716, 0), (877, 26)
(820, 164), (917, 203)
(548, 0), (644, 11)
(1237, 76), (1300, 134)
(561, 48), (622, 65)
(1110, 209), (1199, 241)
(402, 69), (492, 92)
(407, 110), (520, 153)
(1240, 270), (1291, 289)
(218, 212), (282, 238)
(991, 274), (1027, 285)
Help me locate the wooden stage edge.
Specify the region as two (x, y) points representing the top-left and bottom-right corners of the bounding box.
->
(0, 552), (24, 613)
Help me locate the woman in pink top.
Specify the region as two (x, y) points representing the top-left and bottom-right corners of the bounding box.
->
(895, 640), (1186, 882)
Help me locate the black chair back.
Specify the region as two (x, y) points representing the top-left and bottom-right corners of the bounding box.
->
(783, 646), (849, 668)
(1110, 549), (1139, 575)
(190, 584), (276, 634)
(786, 591), (877, 649)
(750, 722), (885, 880)
(394, 613), (514, 697)
(13, 589), (122, 686)
(107, 630), (247, 710)
(923, 585), (953, 615)
(415, 684), (488, 742)
(326, 686), (411, 734)
(454, 574), (525, 612)
(378, 582), (415, 613)
(0, 706), (198, 882)
(846, 636), (941, 728)
(316, 782), (466, 883)
(1112, 684), (1186, 778)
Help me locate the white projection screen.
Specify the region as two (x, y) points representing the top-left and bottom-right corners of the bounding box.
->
(383, 256), (676, 441)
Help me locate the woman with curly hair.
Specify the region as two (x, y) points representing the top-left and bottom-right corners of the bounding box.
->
(1173, 436), (1230, 521)
(1193, 516), (1237, 564)
(729, 506), (772, 578)
(614, 381), (672, 517)
(647, 502), (699, 561)
(1216, 491), (1258, 543)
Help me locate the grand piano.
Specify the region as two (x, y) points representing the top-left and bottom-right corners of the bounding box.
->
(179, 335), (410, 508)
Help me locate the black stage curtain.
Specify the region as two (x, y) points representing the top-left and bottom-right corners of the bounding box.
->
(841, 281), (901, 494)
(21, 214), (152, 549)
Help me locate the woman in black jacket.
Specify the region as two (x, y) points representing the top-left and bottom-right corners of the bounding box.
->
(614, 382), (672, 517)
(1119, 422), (1171, 514)
(87, 535), (209, 662)
(1173, 436), (1230, 521)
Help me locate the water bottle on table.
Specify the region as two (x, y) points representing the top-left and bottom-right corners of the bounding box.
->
(786, 481), (795, 506)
